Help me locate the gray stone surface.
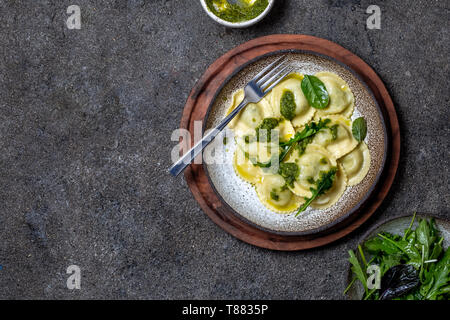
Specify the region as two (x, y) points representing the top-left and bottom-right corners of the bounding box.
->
(0, 0), (448, 299)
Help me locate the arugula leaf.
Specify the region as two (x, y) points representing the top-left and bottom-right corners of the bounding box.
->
(429, 237), (444, 260)
(364, 234), (403, 256)
(301, 75), (329, 109)
(295, 167), (337, 216)
(348, 248), (369, 295)
(352, 117), (367, 142)
(416, 218), (433, 261)
(403, 212), (416, 240)
(295, 136), (314, 156)
(279, 118), (330, 161)
(280, 118), (331, 148)
(422, 248), (450, 300)
(377, 233), (421, 268)
(253, 119), (330, 168)
(329, 124), (339, 141)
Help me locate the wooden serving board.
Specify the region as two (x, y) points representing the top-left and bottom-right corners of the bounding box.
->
(180, 34), (400, 251)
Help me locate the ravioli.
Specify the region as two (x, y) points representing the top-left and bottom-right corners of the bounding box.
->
(276, 119), (296, 142)
(227, 89), (275, 136)
(312, 115), (358, 159)
(271, 73), (316, 127)
(256, 174), (304, 213)
(285, 144), (337, 197)
(314, 72), (354, 118)
(339, 142), (371, 186)
(311, 164), (347, 209)
(233, 147), (263, 184)
(236, 137), (280, 169)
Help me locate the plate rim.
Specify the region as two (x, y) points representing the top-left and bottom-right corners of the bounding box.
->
(180, 34), (400, 250)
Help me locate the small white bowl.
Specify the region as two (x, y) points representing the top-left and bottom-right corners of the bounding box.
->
(200, 0), (275, 28)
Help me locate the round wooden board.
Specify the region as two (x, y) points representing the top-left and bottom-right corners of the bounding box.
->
(180, 34), (400, 251)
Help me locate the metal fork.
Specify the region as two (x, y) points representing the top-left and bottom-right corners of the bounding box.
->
(169, 56), (292, 177)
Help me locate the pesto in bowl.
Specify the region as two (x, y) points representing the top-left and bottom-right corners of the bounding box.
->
(204, 0), (270, 24)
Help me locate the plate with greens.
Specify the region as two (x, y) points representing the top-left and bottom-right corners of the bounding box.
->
(345, 213), (450, 300)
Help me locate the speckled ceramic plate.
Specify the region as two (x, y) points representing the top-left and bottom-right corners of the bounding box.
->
(345, 214), (450, 300)
(181, 35), (399, 250)
(203, 51), (387, 234)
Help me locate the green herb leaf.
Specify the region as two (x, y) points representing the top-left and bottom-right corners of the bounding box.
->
(301, 75), (329, 109)
(416, 218), (433, 261)
(423, 248), (450, 300)
(348, 249), (369, 295)
(364, 235), (402, 256)
(295, 167), (337, 215)
(377, 233), (422, 268)
(352, 117), (367, 142)
(253, 119), (330, 168)
(279, 118), (330, 161)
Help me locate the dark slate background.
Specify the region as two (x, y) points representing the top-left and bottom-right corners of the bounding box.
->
(0, 0), (448, 299)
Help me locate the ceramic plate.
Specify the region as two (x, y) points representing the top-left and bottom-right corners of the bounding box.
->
(203, 51), (387, 234)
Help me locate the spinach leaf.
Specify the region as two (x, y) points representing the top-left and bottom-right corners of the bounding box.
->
(380, 264), (420, 300)
(301, 75), (329, 109)
(352, 117), (367, 142)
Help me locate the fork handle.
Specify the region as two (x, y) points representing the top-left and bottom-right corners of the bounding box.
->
(169, 98), (249, 176)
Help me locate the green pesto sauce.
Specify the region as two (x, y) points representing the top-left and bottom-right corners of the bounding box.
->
(205, 0), (269, 23)
(280, 90), (296, 120)
(256, 117), (279, 142)
(279, 162), (299, 188)
(270, 189), (279, 201)
(296, 136), (314, 156)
